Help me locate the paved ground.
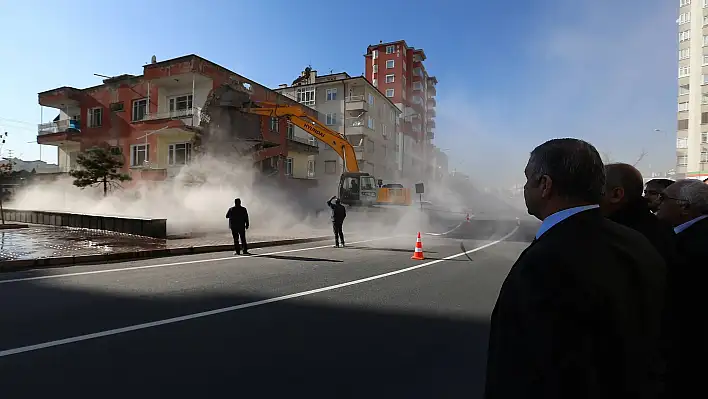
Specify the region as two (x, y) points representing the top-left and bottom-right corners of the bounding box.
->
(0, 221), (531, 398)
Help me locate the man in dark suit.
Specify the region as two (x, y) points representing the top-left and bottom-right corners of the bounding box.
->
(656, 179), (708, 397)
(226, 198), (250, 255)
(600, 163), (676, 263)
(644, 178), (674, 214)
(485, 138), (667, 399)
(326, 196), (347, 247)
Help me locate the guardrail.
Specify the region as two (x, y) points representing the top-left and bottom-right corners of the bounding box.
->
(143, 107), (202, 125)
(38, 120), (80, 135)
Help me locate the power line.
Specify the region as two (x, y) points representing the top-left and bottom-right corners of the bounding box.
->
(0, 116), (36, 126)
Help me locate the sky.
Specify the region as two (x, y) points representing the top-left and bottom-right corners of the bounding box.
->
(0, 0), (677, 187)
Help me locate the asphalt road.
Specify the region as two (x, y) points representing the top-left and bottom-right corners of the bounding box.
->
(0, 221), (534, 398)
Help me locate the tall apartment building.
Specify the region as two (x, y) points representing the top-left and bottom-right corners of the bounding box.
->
(275, 68), (401, 186)
(677, 0), (708, 180)
(36, 54), (319, 184)
(364, 40), (437, 182)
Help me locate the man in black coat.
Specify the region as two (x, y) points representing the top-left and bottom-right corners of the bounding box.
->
(226, 198), (250, 255)
(600, 163), (676, 263)
(656, 179), (708, 397)
(644, 178), (674, 214)
(485, 138), (667, 399)
(327, 196), (346, 247)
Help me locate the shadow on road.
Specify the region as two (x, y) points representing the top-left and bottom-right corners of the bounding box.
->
(344, 246), (438, 254)
(0, 277), (493, 398)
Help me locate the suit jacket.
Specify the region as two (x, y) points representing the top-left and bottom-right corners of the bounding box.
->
(664, 217), (708, 397)
(226, 206), (249, 230)
(608, 200), (677, 265)
(485, 208), (666, 399)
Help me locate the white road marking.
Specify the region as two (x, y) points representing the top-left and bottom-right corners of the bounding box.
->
(426, 221), (464, 236)
(0, 226), (518, 358)
(0, 236), (402, 285)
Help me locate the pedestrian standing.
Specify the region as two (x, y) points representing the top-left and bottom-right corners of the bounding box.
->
(485, 138), (666, 399)
(644, 178), (674, 214)
(226, 198), (250, 255)
(327, 196), (346, 247)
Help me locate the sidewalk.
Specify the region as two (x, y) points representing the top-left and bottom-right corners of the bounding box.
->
(0, 225), (330, 272)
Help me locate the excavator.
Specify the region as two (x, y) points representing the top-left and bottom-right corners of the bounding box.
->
(240, 101), (412, 207)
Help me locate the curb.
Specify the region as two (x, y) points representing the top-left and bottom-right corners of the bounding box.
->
(0, 236), (331, 273)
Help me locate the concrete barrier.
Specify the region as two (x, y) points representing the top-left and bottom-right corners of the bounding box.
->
(1, 209), (167, 239)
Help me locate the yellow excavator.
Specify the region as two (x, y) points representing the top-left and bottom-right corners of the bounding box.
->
(241, 101), (412, 207)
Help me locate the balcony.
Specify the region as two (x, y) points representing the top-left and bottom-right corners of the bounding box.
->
(287, 135), (319, 154)
(345, 95), (369, 112)
(427, 108), (436, 117)
(142, 107), (202, 126)
(38, 119), (81, 136)
(427, 97), (436, 107)
(426, 131), (435, 140)
(427, 85), (437, 95)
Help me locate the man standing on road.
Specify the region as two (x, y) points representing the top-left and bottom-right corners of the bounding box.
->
(485, 138), (666, 399)
(226, 198), (250, 255)
(644, 178), (674, 214)
(600, 163), (676, 263)
(327, 196), (346, 247)
(656, 179), (708, 397)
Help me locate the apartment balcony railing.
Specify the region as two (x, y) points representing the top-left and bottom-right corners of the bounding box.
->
(37, 119), (80, 136)
(143, 107), (202, 126)
(345, 95), (369, 112)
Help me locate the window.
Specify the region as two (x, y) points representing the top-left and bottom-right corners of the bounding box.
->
(679, 119), (689, 130)
(382, 124), (387, 138)
(702, 132), (708, 143)
(285, 157), (293, 176)
(372, 50), (378, 59)
(413, 67), (423, 77)
(386, 60), (395, 69)
(386, 45), (395, 54)
(702, 150), (708, 163)
(130, 144), (149, 167)
(168, 142), (192, 166)
(703, 94), (708, 104)
(703, 112), (708, 124)
(703, 74), (708, 85)
(679, 12), (691, 25)
(367, 139), (375, 153)
(367, 116), (374, 129)
(680, 0), (691, 6)
(680, 84), (690, 95)
(385, 74), (395, 83)
(270, 117), (280, 132)
(704, 35), (708, 46)
(677, 138), (688, 149)
(704, 15), (708, 25)
(386, 89), (394, 97)
(296, 87), (315, 106)
(703, 55), (708, 66)
(372, 78), (378, 87)
(680, 30), (691, 42)
(286, 122), (294, 139)
(109, 102), (124, 112)
(413, 82), (423, 91)
(368, 93), (374, 105)
(326, 113), (338, 125)
(88, 107), (102, 128)
(679, 65), (691, 77)
(326, 88), (337, 101)
(679, 48), (690, 60)
(325, 160), (337, 174)
(132, 99), (147, 121)
(373, 65), (378, 73)
(307, 159), (315, 178)
(169, 95), (193, 114)
(679, 101), (689, 112)
(677, 155), (688, 166)
(308, 136), (317, 146)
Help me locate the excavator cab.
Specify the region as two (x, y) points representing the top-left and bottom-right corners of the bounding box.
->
(338, 172), (378, 207)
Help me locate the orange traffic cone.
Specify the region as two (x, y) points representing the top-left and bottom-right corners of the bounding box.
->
(411, 232), (425, 260)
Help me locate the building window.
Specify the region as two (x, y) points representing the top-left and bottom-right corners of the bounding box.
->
(390, 109), (396, 123)
(169, 95), (193, 115)
(326, 113), (338, 125)
(372, 78), (378, 87)
(679, 48), (690, 60)
(324, 160), (337, 174)
(386, 45), (395, 54)
(287, 121), (294, 139)
(386, 60), (395, 69)
(413, 82), (423, 91)
(680, 0), (691, 6)
(680, 30), (691, 42)
(702, 132), (708, 143)
(130, 144), (149, 167)
(132, 99), (148, 121)
(703, 74), (708, 85)
(110, 102), (124, 112)
(168, 142), (192, 166)
(326, 88), (337, 101)
(703, 94), (708, 104)
(702, 112), (708, 124)
(285, 157), (293, 176)
(702, 150), (708, 163)
(677, 155), (688, 166)
(703, 55), (708, 66)
(296, 87), (315, 106)
(373, 65), (378, 73)
(88, 107), (102, 128)
(386, 89), (395, 97)
(677, 138), (688, 149)
(679, 65), (690, 78)
(679, 12), (691, 25)
(308, 136), (317, 146)
(413, 67), (423, 77)
(307, 159), (315, 178)
(679, 102), (689, 112)
(385, 74), (395, 83)
(270, 117), (280, 132)
(382, 124), (387, 138)
(367, 117), (374, 129)
(368, 93), (374, 105)
(680, 84), (690, 95)
(704, 14), (708, 25)
(372, 50), (378, 59)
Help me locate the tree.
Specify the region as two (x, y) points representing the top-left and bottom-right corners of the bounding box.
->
(69, 147), (131, 197)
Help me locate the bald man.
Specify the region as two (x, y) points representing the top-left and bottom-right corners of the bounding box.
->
(600, 163), (676, 263)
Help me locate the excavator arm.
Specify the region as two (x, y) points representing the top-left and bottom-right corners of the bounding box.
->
(240, 101), (359, 172)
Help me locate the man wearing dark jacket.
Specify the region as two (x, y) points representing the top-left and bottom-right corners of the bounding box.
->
(485, 138), (666, 399)
(644, 178), (674, 214)
(656, 179), (708, 397)
(226, 198), (250, 255)
(600, 163), (676, 263)
(327, 196), (347, 247)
